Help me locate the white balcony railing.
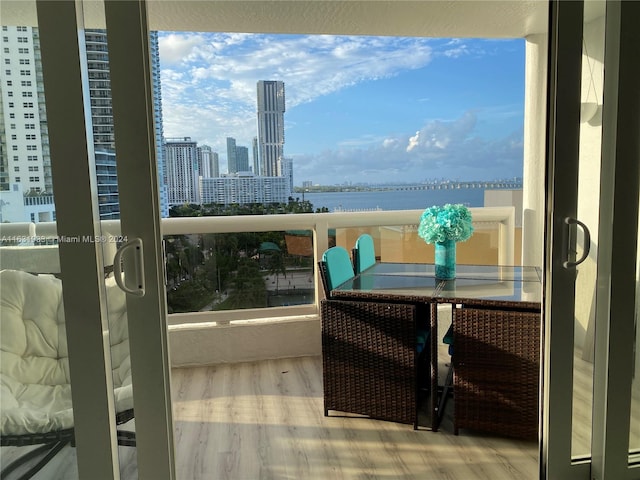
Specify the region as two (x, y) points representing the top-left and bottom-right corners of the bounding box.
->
(0, 207), (515, 365)
(1, 206), (514, 321)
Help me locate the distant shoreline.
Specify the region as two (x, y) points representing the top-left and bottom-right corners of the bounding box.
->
(294, 180), (522, 194)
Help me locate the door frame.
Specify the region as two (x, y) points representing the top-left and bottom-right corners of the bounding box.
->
(542, 1), (640, 478)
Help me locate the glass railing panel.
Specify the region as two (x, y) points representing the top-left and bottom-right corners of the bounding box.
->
(331, 222), (508, 267)
(165, 230), (316, 313)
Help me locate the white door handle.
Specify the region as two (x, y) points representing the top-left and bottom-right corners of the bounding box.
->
(113, 238), (145, 297)
(563, 217), (591, 268)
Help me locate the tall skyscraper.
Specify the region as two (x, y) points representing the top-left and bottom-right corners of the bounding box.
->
(281, 157), (293, 199)
(149, 31), (170, 218)
(197, 145), (211, 178)
(226, 136), (237, 174)
(211, 151), (220, 178)
(256, 80), (285, 177)
(165, 137), (199, 204)
(252, 137), (259, 175)
(236, 146), (249, 172)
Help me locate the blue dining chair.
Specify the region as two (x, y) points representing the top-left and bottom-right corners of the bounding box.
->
(319, 246), (355, 296)
(353, 233), (376, 274)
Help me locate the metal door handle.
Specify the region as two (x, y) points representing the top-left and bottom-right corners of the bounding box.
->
(113, 238), (145, 296)
(563, 217), (591, 268)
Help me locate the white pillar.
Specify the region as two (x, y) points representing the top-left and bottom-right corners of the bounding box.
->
(522, 33), (548, 268)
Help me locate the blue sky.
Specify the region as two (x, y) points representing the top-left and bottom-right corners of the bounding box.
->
(158, 33), (525, 186)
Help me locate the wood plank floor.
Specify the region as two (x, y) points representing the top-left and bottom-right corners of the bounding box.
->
(1, 355), (540, 480)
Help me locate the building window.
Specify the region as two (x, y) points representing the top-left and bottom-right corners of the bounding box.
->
(9, 113), (15, 119)
(7, 91), (13, 97)
(12, 145), (18, 151)
(5, 69), (10, 75)
(13, 156), (18, 161)
(23, 102), (33, 108)
(19, 59), (30, 65)
(21, 80), (31, 87)
(26, 145), (37, 151)
(28, 166), (39, 172)
(25, 134), (36, 140)
(6, 80), (12, 86)
(27, 155), (38, 161)
(18, 47), (29, 54)
(11, 134), (17, 140)
(10, 124), (16, 129)
(14, 167), (20, 172)
(17, 27), (27, 32)
(15, 177), (20, 182)
(3, 37), (8, 43)
(25, 124), (35, 129)
(3, 47), (8, 54)
(22, 91), (33, 97)
(8, 102), (14, 108)
(4, 58), (10, 64)
(24, 113), (34, 119)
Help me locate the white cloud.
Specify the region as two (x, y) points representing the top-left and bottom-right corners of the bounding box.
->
(406, 131), (420, 152)
(292, 111), (523, 185)
(157, 32), (435, 153)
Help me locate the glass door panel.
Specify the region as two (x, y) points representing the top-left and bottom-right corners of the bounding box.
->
(102, 1), (177, 478)
(78, 5), (140, 477)
(570, 0), (606, 460)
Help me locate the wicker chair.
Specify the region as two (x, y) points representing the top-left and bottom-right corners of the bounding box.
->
(0, 269), (136, 479)
(321, 298), (424, 428)
(451, 304), (541, 440)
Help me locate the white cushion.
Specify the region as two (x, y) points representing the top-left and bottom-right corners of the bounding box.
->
(1, 269), (133, 436)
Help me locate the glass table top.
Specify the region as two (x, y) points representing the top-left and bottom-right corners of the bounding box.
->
(359, 262), (542, 282)
(333, 263), (543, 305)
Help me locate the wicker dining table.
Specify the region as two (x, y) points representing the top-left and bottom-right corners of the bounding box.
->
(328, 263), (543, 438)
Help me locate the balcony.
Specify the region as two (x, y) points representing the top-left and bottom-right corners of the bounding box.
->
(0, 206), (517, 363)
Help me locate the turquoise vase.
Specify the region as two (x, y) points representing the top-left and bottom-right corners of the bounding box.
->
(435, 239), (456, 280)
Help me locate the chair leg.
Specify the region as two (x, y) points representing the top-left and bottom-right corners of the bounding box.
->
(1, 440), (70, 480)
(437, 362), (455, 423)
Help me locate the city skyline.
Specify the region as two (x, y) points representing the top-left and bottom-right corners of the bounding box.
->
(158, 33), (525, 186)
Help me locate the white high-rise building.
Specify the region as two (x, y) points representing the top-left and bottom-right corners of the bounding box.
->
(256, 80), (285, 177)
(197, 145), (213, 178)
(199, 173), (291, 205)
(165, 137), (199, 204)
(0, 26), (51, 195)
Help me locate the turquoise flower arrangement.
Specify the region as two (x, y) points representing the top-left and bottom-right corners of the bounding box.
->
(418, 204), (473, 279)
(418, 203), (474, 244)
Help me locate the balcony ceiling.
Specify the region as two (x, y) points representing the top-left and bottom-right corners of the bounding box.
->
(3, 0), (555, 38)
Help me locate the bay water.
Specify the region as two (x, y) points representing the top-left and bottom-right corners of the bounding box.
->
(302, 188), (486, 212)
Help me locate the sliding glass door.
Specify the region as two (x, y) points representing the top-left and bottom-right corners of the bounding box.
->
(543, 1), (640, 479)
(35, 0), (175, 478)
